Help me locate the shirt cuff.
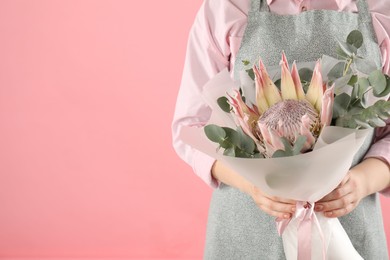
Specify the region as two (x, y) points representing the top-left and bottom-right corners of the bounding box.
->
(192, 149), (220, 189)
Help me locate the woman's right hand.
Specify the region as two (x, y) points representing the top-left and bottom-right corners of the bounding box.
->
(248, 184), (297, 219)
(211, 160), (297, 219)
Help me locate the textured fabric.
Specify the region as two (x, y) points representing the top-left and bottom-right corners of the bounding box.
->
(171, 0), (390, 192)
(203, 0), (388, 259)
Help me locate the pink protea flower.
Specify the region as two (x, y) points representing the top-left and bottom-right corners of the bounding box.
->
(228, 53), (335, 158)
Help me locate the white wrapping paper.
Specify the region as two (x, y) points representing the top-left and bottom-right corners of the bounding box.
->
(178, 68), (367, 259)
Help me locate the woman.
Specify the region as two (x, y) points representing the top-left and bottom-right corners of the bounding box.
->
(172, 0), (390, 259)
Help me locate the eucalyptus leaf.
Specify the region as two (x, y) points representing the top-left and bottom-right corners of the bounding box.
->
(368, 117), (386, 127)
(238, 88), (246, 103)
(223, 147), (235, 157)
(333, 93), (351, 118)
(335, 45), (350, 59)
(347, 30), (363, 49)
(236, 126), (256, 153)
(272, 137), (297, 158)
(246, 68), (255, 80)
(274, 78), (281, 90)
(298, 68), (313, 83)
(375, 75), (390, 98)
(368, 70), (387, 96)
(351, 100), (390, 128)
(357, 78), (370, 99)
(220, 127), (240, 149)
(272, 150), (289, 158)
(353, 119), (371, 129)
(327, 62), (346, 81)
(334, 74), (353, 93)
(234, 147), (252, 158)
(348, 75), (358, 86)
(338, 41), (357, 56)
(204, 124), (226, 143)
(217, 96), (231, 113)
(354, 57), (377, 75)
(361, 92), (368, 107)
(272, 138), (290, 158)
(335, 115), (357, 128)
(242, 60), (250, 66)
(292, 136), (307, 154)
(351, 83), (359, 100)
(253, 152), (263, 158)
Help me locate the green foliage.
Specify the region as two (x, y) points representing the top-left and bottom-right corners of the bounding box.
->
(354, 57), (377, 75)
(217, 96), (231, 113)
(298, 68), (313, 82)
(346, 30), (363, 49)
(246, 68), (255, 80)
(379, 75), (390, 97)
(206, 30), (390, 160)
(335, 100), (390, 128)
(298, 68), (313, 92)
(272, 136), (307, 158)
(328, 30), (390, 128)
(204, 124), (226, 143)
(332, 93), (351, 119)
(242, 60), (255, 80)
(242, 60), (250, 66)
(204, 124), (261, 158)
(274, 78), (281, 90)
(368, 70), (387, 96)
(328, 62), (346, 81)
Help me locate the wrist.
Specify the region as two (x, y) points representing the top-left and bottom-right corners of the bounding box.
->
(350, 168), (370, 198)
(351, 158), (390, 196)
(211, 160), (254, 195)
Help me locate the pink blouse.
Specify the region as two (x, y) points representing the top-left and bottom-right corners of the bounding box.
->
(172, 0), (390, 196)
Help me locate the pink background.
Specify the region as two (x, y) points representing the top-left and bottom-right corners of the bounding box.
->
(0, 0), (388, 259)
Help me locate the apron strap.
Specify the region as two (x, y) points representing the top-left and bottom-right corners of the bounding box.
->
(355, 0), (371, 23)
(249, 0), (269, 13)
(259, 0), (270, 12)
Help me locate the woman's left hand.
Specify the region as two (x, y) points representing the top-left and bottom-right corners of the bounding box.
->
(314, 169), (367, 218)
(314, 158), (390, 218)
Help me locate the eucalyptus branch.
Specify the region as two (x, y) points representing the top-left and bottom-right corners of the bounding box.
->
(343, 58), (353, 76)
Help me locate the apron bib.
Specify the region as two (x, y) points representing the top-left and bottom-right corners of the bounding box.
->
(204, 0), (388, 259)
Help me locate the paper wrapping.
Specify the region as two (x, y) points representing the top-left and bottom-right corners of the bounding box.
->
(178, 68), (367, 259)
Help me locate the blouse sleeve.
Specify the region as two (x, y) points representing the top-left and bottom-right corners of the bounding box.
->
(364, 0), (390, 197)
(171, 0), (247, 189)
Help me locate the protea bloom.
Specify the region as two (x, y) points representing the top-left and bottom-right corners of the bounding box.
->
(228, 53), (335, 157)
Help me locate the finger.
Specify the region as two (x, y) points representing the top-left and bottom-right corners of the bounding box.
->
(255, 197), (296, 216)
(269, 196), (296, 205)
(258, 206), (293, 219)
(323, 202), (356, 218)
(315, 193), (355, 212)
(317, 185), (351, 203)
(317, 174), (355, 204)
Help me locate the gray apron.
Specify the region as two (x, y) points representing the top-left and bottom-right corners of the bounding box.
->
(204, 0), (389, 259)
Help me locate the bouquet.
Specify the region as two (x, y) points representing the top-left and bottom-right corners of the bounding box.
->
(179, 30), (390, 259)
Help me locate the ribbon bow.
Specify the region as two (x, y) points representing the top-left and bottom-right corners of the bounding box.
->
(276, 201), (326, 260)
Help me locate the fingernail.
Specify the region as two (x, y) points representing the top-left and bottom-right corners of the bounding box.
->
(326, 212), (333, 217)
(283, 214), (290, 219)
(291, 207), (296, 212)
(314, 205), (323, 211)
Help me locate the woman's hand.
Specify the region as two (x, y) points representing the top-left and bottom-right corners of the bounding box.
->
(314, 158), (390, 218)
(314, 170), (366, 218)
(211, 160), (296, 219)
(249, 185), (297, 219)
